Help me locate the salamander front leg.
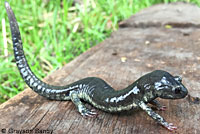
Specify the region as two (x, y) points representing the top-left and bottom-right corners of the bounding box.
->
(149, 100), (167, 111)
(138, 101), (177, 131)
(69, 91), (97, 117)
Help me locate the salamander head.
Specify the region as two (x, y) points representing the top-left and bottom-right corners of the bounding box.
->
(147, 70), (188, 99)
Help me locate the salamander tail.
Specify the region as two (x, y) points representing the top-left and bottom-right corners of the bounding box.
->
(5, 2), (75, 100)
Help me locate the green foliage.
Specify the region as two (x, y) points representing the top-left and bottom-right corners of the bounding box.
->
(0, 0), (199, 103)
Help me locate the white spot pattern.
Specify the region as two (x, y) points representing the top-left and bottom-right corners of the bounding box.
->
(37, 85), (42, 90)
(29, 78), (34, 86)
(144, 84), (151, 90)
(154, 76), (171, 90)
(132, 86), (140, 94)
(107, 86), (140, 103)
(33, 82), (38, 87)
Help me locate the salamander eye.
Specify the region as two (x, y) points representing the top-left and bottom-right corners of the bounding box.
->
(175, 87), (182, 94)
(174, 76), (182, 82)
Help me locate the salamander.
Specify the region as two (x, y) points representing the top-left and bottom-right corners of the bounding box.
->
(5, 2), (188, 131)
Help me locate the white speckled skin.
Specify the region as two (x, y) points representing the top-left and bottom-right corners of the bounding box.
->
(5, 2), (188, 131)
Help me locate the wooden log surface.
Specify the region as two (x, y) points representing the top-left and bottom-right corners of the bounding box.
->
(0, 2), (200, 134)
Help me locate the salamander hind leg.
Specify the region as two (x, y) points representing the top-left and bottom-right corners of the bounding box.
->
(69, 91), (97, 118)
(139, 101), (177, 131)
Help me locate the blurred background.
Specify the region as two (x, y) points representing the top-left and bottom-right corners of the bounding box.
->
(0, 0), (199, 103)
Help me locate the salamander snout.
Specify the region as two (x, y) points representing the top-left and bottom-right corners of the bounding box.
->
(155, 75), (188, 99)
(172, 84), (188, 99)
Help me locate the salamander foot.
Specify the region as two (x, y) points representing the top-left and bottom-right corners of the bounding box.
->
(79, 107), (98, 118)
(163, 123), (177, 131)
(157, 106), (167, 111)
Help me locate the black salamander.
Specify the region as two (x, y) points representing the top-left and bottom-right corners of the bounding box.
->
(5, 2), (188, 131)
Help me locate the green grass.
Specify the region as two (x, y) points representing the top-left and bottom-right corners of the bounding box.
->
(0, 0), (200, 103)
